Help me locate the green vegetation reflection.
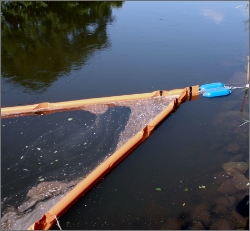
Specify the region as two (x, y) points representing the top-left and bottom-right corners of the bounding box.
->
(1, 1), (123, 92)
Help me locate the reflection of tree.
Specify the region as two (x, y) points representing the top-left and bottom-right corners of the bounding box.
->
(1, 1), (123, 92)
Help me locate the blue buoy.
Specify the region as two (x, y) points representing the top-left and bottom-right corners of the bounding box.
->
(199, 82), (225, 91)
(203, 87), (231, 98)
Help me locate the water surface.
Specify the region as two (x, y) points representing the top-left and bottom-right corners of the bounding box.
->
(1, 1), (249, 230)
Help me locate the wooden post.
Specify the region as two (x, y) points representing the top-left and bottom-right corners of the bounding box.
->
(239, 56), (249, 114)
(247, 56), (249, 84)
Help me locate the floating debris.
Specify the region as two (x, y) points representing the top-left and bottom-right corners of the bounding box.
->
(199, 185), (206, 189)
(54, 215), (62, 230)
(184, 188), (188, 192)
(37, 148), (41, 150)
(39, 178), (45, 181)
(238, 120), (249, 127)
(68, 118), (73, 121)
(156, 188), (162, 191)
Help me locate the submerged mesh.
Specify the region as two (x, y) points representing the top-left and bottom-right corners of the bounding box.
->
(1, 95), (179, 230)
(114, 95), (179, 150)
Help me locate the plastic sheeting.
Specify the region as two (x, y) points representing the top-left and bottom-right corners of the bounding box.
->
(1, 87), (199, 230)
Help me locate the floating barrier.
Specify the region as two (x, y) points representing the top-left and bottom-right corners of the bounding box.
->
(1, 86), (199, 230)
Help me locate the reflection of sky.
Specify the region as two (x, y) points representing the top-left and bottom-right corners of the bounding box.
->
(200, 9), (224, 24)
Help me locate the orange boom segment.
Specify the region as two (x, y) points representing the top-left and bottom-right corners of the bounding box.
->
(2, 86), (199, 230)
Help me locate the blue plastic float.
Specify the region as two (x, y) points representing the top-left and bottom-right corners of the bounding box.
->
(199, 82), (232, 98)
(199, 82), (225, 91)
(202, 87), (231, 98)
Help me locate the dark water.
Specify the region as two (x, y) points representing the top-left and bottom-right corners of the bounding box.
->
(1, 1), (249, 230)
(1, 107), (131, 210)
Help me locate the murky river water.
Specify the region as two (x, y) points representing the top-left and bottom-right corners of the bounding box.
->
(1, 1), (249, 230)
